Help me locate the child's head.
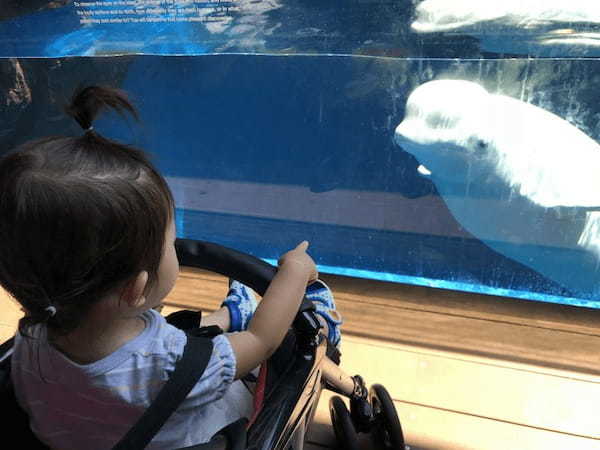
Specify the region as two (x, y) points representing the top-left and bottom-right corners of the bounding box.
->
(0, 86), (176, 335)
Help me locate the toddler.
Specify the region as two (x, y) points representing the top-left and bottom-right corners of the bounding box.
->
(0, 86), (342, 449)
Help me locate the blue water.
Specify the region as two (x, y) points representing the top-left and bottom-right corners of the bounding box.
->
(2, 2), (600, 308)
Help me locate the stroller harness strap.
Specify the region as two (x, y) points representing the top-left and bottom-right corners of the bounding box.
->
(113, 328), (218, 450)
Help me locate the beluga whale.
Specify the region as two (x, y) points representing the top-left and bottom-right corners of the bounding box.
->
(395, 79), (600, 300)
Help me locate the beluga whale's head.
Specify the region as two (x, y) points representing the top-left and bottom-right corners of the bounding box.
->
(395, 78), (600, 208)
(395, 79), (499, 184)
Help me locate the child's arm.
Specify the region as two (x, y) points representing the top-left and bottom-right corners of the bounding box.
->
(226, 241), (317, 379)
(200, 307), (231, 331)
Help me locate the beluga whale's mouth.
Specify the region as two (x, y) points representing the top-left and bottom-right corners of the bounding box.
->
(394, 78), (600, 299)
(417, 164), (431, 176)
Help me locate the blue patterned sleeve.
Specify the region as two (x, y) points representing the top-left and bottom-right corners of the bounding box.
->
(165, 332), (237, 408)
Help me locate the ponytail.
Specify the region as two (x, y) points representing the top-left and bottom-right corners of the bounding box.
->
(64, 85), (138, 133)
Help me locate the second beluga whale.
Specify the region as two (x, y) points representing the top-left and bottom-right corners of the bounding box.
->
(395, 79), (600, 299)
(411, 0), (600, 57)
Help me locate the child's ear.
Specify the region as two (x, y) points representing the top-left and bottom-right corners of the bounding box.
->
(121, 271), (149, 308)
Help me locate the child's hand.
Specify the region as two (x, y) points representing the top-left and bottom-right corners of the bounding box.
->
(229, 241), (318, 378)
(278, 241), (318, 283)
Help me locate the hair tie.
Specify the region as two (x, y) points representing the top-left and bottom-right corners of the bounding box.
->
(45, 305), (57, 317)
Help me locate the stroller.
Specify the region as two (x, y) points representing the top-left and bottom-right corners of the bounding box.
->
(1, 239), (405, 450)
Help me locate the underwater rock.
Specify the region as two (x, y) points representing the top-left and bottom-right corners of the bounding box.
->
(2, 59), (31, 107)
(395, 79), (600, 298)
(0, 59), (32, 140)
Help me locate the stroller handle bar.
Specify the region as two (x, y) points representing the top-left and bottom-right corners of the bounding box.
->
(174, 239), (318, 334)
(175, 239), (276, 297)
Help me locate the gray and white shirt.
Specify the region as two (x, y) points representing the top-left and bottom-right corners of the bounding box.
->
(11, 309), (253, 449)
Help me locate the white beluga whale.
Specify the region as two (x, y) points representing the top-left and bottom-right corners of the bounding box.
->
(395, 79), (600, 299)
(411, 0), (600, 56)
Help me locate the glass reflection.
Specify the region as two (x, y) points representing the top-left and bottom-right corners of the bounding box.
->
(2, 1), (600, 308)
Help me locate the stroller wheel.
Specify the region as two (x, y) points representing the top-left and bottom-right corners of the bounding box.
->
(329, 396), (360, 450)
(369, 384), (405, 450)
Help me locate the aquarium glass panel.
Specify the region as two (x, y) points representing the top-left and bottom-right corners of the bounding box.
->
(2, 1), (600, 308)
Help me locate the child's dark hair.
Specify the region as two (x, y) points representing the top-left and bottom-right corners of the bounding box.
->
(0, 86), (174, 336)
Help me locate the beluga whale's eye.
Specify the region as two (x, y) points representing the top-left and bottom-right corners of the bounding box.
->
(426, 112), (444, 128)
(469, 138), (488, 157)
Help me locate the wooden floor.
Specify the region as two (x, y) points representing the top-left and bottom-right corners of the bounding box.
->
(3, 268), (600, 449)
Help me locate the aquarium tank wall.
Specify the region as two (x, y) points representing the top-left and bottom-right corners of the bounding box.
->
(2, 0), (600, 308)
